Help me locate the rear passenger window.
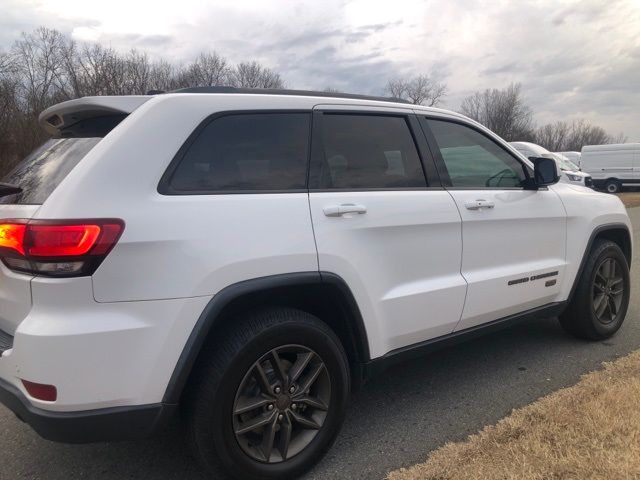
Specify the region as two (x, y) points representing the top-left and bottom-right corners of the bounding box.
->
(167, 113), (310, 192)
(316, 114), (427, 189)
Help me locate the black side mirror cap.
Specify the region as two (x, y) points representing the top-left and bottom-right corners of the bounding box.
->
(530, 157), (559, 187)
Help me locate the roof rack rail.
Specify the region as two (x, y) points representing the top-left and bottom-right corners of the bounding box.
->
(162, 86), (411, 104)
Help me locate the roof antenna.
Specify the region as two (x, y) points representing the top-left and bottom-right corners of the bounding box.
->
(146, 90), (165, 95)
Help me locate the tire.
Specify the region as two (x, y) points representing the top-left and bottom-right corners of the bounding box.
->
(604, 179), (622, 193)
(185, 307), (350, 480)
(560, 239), (630, 340)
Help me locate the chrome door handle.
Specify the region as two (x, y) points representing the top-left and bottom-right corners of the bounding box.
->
(465, 199), (495, 210)
(323, 204), (367, 217)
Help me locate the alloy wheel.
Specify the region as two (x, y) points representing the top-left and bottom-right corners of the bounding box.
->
(232, 345), (331, 463)
(592, 257), (625, 325)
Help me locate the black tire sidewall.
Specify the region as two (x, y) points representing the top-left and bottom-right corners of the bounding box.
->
(196, 317), (349, 480)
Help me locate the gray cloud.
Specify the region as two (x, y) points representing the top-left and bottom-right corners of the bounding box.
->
(0, 0), (638, 139)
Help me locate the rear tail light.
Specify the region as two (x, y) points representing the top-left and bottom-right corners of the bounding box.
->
(0, 219), (124, 277)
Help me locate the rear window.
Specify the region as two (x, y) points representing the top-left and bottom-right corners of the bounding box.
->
(165, 113), (311, 193)
(1, 138), (101, 205)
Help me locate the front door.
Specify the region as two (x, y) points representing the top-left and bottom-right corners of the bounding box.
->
(421, 117), (567, 331)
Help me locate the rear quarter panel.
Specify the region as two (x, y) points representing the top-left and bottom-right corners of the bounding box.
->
(33, 94), (320, 302)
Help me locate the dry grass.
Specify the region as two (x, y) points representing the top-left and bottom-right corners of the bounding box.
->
(387, 350), (640, 480)
(617, 192), (640, 208)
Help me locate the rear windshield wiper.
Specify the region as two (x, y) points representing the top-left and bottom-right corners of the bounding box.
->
(0, 182), (22, 198)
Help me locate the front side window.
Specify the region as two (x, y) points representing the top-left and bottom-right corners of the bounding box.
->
(167, 113), (310, 192)
(316, 114), (427, 189)
(427, 119), (528, 188)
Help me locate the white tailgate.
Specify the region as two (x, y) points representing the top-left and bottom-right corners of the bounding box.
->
(0, 204), (39, 334)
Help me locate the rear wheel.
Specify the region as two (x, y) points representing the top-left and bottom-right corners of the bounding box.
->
(186, 307), (350, 480)
(604, 179), (622, 193)
(560, 240), (630, 340)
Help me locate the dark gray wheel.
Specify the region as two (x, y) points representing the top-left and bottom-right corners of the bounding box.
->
(591, 257), (625, 325)
(233, 345), (331, 463)
(605, 179), (621, 193)
(560, 239), (630, 340)
(186, 307), (350, 480)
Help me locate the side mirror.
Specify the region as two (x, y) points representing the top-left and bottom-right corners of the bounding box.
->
(530, 157), (559, 187)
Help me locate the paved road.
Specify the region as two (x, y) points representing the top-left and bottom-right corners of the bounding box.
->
(3, 209), (640, 480)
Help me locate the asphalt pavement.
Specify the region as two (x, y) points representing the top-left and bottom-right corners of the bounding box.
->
(2, 208), (640, 480)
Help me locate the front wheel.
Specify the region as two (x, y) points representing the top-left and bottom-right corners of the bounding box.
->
(560, 240), (630, 340)
(186, 307), (350, 480)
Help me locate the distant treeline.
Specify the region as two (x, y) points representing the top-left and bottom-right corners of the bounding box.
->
(0, 27), (626, 176)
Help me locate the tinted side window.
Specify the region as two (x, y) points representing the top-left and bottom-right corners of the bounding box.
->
(318, 114), (426, 189)
(168, 113), (310, 192)
(427, 119), (527, 188)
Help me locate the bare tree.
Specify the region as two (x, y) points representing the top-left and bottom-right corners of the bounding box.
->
(384, 75), (447, 106)
(460, 83), (535, 141)
(231, 61), (284, 89)
(178, 51), (230, 87)
(534, 121), (570, 151)
(534, 119), (627, 151)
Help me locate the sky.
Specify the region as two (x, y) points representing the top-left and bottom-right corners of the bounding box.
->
(1, 0), (639, 140)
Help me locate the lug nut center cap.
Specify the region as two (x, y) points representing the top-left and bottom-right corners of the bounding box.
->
(276, 394), (291, 411)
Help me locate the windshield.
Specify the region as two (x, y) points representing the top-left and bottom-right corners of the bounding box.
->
(1, 138), (101, 205)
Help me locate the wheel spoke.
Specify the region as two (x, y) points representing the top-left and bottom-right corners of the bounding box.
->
(234, 395), (272, 415)
(253, 361), (272, 393)
(278, 412), (293, 460)
(596, 271), (607, 284)
(261, 415), (278, 462)
(235, 411), (276, 435)
(594, 294), (608, 318)
(270, 350), (288, 385)
(608, 297), (618, 317)
(298, 362), (325, 393)
(288, 352), (314, 384)
(610, 277), (623, 287)
(290, 410), (321, 430)
(593, 282), (605, 293)
(295, 395), (328, 411)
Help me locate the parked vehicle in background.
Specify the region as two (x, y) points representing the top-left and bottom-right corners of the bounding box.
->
(0, 88), (632, 480)
(558, 151), (582, 168)
(510, 141), (592, 187)
(580, 143), (640, 193)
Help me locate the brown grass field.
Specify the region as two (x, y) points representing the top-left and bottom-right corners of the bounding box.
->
(618, 192), (640, 209)
(387, 350), (640, 480)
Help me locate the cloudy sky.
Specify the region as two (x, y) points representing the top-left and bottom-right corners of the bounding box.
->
(1, 0), (639, 140)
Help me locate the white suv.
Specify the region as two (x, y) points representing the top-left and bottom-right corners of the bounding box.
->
(0, 88), (632, 480)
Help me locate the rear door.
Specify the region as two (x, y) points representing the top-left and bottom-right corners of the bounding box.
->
(307, 106), (466, 357)
(420, 116), (567, 331)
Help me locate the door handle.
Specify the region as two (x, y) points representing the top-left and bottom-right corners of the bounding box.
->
(323, 204), (367, 217)
(465, 199), (495, 210)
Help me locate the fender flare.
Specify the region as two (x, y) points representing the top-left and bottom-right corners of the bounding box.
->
(568, 222), (632, 303)
(162, 271), (369, 404)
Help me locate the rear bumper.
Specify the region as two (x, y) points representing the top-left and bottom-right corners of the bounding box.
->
(0, 376), (175, 443)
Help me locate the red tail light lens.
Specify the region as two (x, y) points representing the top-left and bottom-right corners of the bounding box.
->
(0, 223), (26, 255)
(0, 219), (124, 277)
(22, 379), (58, 402)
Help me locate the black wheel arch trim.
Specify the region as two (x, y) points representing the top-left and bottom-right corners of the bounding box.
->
(162, 271), (369, 404)
(568, 223), (632, 303)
